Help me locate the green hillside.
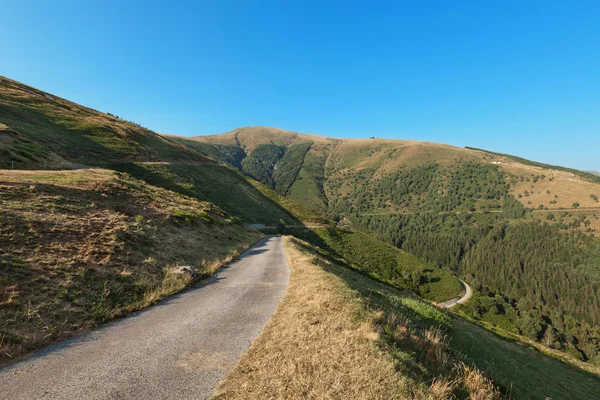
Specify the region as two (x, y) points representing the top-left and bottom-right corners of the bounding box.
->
(182, 125), (600, 366)
(291, 236), (600, 400)
(0, 77), (296, 225)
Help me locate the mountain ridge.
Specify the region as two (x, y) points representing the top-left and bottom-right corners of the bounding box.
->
(171, 126), (600, 215)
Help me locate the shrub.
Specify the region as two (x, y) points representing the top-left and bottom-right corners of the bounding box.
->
(197, 210), (213, 224)
(170, 208), (212, 224)
(572, 202), (580, 209)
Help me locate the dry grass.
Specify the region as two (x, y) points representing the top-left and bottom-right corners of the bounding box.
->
(0, 168), (261, 364)
(502, 162), (600, 210)
(213, 237), (501, 399)
(213, 237), (410, 399)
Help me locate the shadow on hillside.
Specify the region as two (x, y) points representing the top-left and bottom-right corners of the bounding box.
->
(107, 162), (301, 225)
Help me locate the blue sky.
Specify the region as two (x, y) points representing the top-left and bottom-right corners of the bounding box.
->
(1, 1), (599, 170)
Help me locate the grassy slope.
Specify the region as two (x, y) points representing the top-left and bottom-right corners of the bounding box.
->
(282, 237), (600, 399)
(0, 76), (202, 166)
(214, 237), (501, 399)
(449, 317), (600, 400)
(168, 136), (246, 170)
(310, 227), (462, 303)
(466, 146), (600, 184)
(244, 177), (328, 223)
(286, 228), (600, 399)
(109, 162), (297, 225)
(0, 77), (298, 225)
(0, 169), (262, 364)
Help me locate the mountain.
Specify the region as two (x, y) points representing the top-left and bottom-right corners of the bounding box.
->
(175, 126), (600, 217)
(588, 170), (600, 176)
(175, 126), (600, 365)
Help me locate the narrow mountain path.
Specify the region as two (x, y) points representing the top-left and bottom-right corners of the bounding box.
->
(0, 236), (289, 400)
(439, 279), (473, 309)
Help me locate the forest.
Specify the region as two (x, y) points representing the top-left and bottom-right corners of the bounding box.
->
(308, 227), (461, 302)
(355, 212), (600, 364)
(325, 162), (509, 218)
(174, 139), (313, 195)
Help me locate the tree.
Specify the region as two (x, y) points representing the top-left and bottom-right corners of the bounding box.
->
(543, 325), (556, 348)
(519, 313), (543, 340)
(572, 202), (580, 209)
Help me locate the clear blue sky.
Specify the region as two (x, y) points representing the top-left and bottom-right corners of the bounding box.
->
(2, 1), (599, 170)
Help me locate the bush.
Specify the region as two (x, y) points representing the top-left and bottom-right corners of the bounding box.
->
(170, 208), (212, 224)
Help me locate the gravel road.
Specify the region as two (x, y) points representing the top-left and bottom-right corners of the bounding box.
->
(0, 236), (289, 400)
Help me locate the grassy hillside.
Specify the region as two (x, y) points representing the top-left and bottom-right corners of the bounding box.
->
(0, 76), (202, 167)
(216, 237), (600, 400)
(168, 136), (245, 169)
(108, 162), (297, 225)
(187, 125), (600, 366)
(308, 227), (461, 303)
(467, 146), (600, 183)
(0, 77), (299, 225)
(0, 169), (262, 364)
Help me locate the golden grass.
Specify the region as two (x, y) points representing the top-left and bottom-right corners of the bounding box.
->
(0, 168), (262, 364)
(502, 162), (600, 210)
(213, 237), (501, 399)
(213, 237), (410, 399)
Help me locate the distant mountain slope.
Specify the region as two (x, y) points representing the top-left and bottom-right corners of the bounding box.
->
(177, 126), (600, 365)
(174, 126), (600, 218)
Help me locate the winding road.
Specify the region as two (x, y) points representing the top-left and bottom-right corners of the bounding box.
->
(439, 279), (473, 309)
(0, 236), (289, 400)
